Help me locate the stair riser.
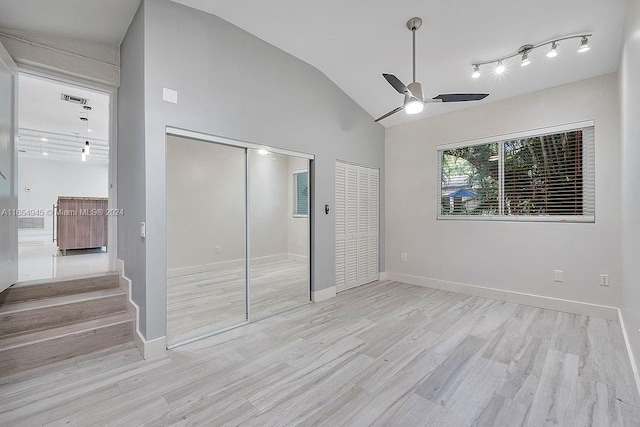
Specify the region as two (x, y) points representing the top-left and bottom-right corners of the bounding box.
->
(0, 294), (126, 336)
(0, 275), (119, 305)
(0, 320), (133, 378)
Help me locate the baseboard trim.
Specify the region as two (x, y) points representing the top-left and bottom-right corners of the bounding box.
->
(167, 253), (290, 279)
(618, 308), (640, 398)
(312, 286), (336, 302)
(116, 259), (167, 359)
(384, 272), (619, 321)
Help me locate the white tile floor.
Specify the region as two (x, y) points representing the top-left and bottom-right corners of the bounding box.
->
(18, 237), (111, 282)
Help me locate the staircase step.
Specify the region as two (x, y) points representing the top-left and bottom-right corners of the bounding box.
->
(0, 312), (133, 378)
(0, 288), (126, 336)
(0, 273), (119, 305)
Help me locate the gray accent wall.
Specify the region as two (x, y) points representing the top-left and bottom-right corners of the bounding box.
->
(118, 4), (147, 334)
(119, 0), (385, 341)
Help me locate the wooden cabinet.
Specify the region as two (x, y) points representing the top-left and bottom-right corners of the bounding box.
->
(56, 197), (108, 255)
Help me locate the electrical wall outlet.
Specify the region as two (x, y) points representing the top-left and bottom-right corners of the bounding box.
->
(554, 270), (563, 282)
(600, 274), (609, 287)
(401, 253), (408, 262)
(140, 222), (146, 238)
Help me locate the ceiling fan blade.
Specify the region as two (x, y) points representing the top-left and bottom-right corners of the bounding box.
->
(432, 93), (489, 102)
(383, 74), (411, 95)
(374, 106), (404, 122)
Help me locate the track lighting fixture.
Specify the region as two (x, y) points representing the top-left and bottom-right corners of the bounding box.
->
(578, 36), (590, 53)
(470, 33), (592, 78)
(85, 140), (90, 155)
(81, 148), (86, 162)
(471, 65), (480, 78)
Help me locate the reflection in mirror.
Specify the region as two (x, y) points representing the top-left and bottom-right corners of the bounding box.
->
(249, 150), (309, 320)
(166, 136), (247, 345)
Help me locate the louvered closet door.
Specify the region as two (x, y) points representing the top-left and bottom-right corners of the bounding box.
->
(345, 164), (359, 289)
(367, 169), (379, 283)
(357, 167), (369, 286)
(335, 161), (379, 292)
(335, 163), (347, 292)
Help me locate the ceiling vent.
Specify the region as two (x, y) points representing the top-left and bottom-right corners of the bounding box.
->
(60, 93), (89, 105)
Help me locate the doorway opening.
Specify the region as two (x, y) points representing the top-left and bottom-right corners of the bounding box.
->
(16, 73), (112, 282)
(165, 131), (313, 347)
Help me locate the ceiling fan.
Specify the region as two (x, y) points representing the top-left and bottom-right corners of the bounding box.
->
(375, 17), (489, 122)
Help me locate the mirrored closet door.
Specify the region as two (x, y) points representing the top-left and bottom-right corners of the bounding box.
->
(166, 135), (248, 346)
(166, 132), (312, 348)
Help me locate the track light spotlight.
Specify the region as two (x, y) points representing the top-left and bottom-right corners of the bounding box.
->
(495, 61), (505, 74)
(471, 65), (480, 78)
(547, 42), (558, 58)
(521, 52), (531, 67)
(578, 36), (590, 53)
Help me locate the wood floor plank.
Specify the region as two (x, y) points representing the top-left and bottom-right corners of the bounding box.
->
(526, 348), (579, 426)
(1, 277), (639, 426)
(415, 335), (488, 405)
(575, 378), (624, 427)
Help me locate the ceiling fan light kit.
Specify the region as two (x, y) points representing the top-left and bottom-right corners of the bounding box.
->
(375, 17), (489, 122)
(471, 33), (592, 77)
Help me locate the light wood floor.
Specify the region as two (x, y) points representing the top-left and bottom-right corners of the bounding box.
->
(167, 259), (310, 344)
(2, 280), (639, 426)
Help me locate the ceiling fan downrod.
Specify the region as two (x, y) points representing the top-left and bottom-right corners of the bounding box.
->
(407, 17), (422, 83)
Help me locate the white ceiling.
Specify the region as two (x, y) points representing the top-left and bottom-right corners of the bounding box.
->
(18, 74), (110, 163)
(0, 0), (140, 44)
(0, 0), (628, 128)
(173, 0), (628, 127)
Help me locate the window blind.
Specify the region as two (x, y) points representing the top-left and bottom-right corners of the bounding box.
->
(293, 171), (308, 216)
(437, 124), (595, 222)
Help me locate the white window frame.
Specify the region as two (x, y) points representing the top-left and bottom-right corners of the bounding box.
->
(292, 169), (309, 218)
(436, 120), (595, 223)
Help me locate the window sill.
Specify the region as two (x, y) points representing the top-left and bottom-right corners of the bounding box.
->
(437, 215), (595, 223)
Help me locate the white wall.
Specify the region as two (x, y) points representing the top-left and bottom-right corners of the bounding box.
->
(288, 156), (310, 260)
(386, 73), (620, 308)
(166, 135), (246, 270)
(249, 150), (289, 260)
(18, 156), (108, 237)
(166, 136), (303, 273)
(620, 0), (640, 376)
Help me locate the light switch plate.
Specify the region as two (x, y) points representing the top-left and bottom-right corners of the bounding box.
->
(140, 222), (146, 238)
(162, 88), (178, 104)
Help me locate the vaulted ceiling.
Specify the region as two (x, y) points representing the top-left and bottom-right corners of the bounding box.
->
(173, 0), (628, 127)
(0, 0), (629, 127)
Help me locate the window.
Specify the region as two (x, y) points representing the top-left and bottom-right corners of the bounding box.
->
(438, 122), (595, 222)
(293, 170), (309, 217)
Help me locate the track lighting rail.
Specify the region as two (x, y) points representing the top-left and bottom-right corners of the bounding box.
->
(470, 33), (592, 77)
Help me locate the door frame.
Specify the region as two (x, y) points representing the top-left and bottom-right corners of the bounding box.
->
(0, 41), (18, 292)
(165, 127), (314, 349)
(15, 65), (119, 274)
